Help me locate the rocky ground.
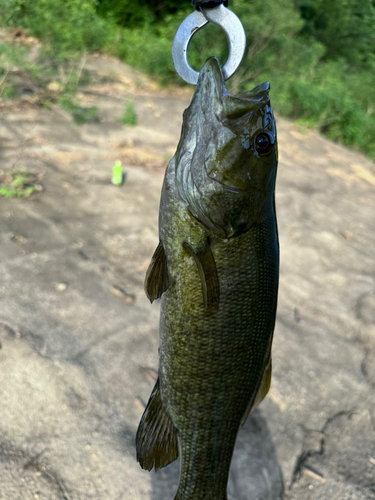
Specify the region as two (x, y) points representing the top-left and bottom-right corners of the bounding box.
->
(0, 53), (374, 500)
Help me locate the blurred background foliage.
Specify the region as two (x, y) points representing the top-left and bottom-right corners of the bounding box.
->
(0, 0), (374, 158)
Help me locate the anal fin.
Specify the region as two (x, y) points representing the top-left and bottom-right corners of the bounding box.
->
(182, 238), (219, 309)
(144, 241), (171, 303)
(241, 357), (272, 425)
(136, 378), (179, 471)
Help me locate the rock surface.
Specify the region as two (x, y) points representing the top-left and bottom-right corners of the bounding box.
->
(0, 54), (374, 499)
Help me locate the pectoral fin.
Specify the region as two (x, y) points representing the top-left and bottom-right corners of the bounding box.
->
(144, 241), (171, 303)
(182, 238), (219, 309)
(241, 357), (272, 425)
(136, 378), (179, 471)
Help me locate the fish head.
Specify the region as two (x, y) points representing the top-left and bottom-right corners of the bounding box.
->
(175, 57), (278, 239)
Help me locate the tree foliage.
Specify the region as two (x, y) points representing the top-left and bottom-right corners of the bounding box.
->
(299, 0), (375, 66)
(0, 0), (374, 158)
(96, 0), (183, 25)
(0, 0), (109, 58)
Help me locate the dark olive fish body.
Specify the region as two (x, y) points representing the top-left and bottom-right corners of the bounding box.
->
(137, 58), (279, 500)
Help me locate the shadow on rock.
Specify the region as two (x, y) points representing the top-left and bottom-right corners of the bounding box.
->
(150, 409), (284, 500)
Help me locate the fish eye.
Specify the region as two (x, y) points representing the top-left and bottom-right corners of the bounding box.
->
(254, 133), (273, 155)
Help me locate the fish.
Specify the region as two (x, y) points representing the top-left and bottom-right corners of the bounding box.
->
(136, 57), (279, 500)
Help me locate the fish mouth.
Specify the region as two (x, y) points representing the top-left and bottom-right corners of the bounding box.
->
(196, 57), (270, 120)
(194, 58), (274, 193)
(175, 58), (277, 240)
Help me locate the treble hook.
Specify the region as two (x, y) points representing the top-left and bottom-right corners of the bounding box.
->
(172, 4), (246, 85)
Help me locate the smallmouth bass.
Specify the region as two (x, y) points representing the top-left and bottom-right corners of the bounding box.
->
(137, 57), (279, 500)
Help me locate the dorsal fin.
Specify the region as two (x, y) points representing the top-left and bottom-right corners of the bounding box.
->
(182, 238), (220, 310)
(136, 378), (179, 471)
(144, 241), (171, 303)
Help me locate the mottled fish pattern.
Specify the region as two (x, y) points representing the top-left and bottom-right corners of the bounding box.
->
(137, 57), (279, 500)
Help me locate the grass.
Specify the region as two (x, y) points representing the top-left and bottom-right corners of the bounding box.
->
(121, 99), (137, 126)
(1, 86), (16, 98)
(57, 95), (99, 125)
(0, 37), (96, 125)
(0, 172), (43, 198)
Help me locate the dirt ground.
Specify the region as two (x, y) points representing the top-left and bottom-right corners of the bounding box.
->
(0, 53), (374, 500)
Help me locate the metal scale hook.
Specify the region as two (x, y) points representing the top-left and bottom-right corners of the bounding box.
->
(172, 3), (246, 85)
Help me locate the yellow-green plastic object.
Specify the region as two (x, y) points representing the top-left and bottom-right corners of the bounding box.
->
(112, 160), (123, 185)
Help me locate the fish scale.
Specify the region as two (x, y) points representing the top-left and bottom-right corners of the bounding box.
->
(137, 58), (279, 500)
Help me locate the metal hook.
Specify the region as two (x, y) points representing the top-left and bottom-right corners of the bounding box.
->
(172, 4), (246, 85)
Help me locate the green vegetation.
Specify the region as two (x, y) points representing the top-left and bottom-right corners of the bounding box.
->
(0, 0), (108, 59)
(0, 42), (36, 98)
(0, 0), (374, 158)
(57, 95), (99, 124)
(0, 41), (93, 118)
(0, 172), (42, 198)
(2, 85), (16, 98)
(121, 99), (137, 126)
